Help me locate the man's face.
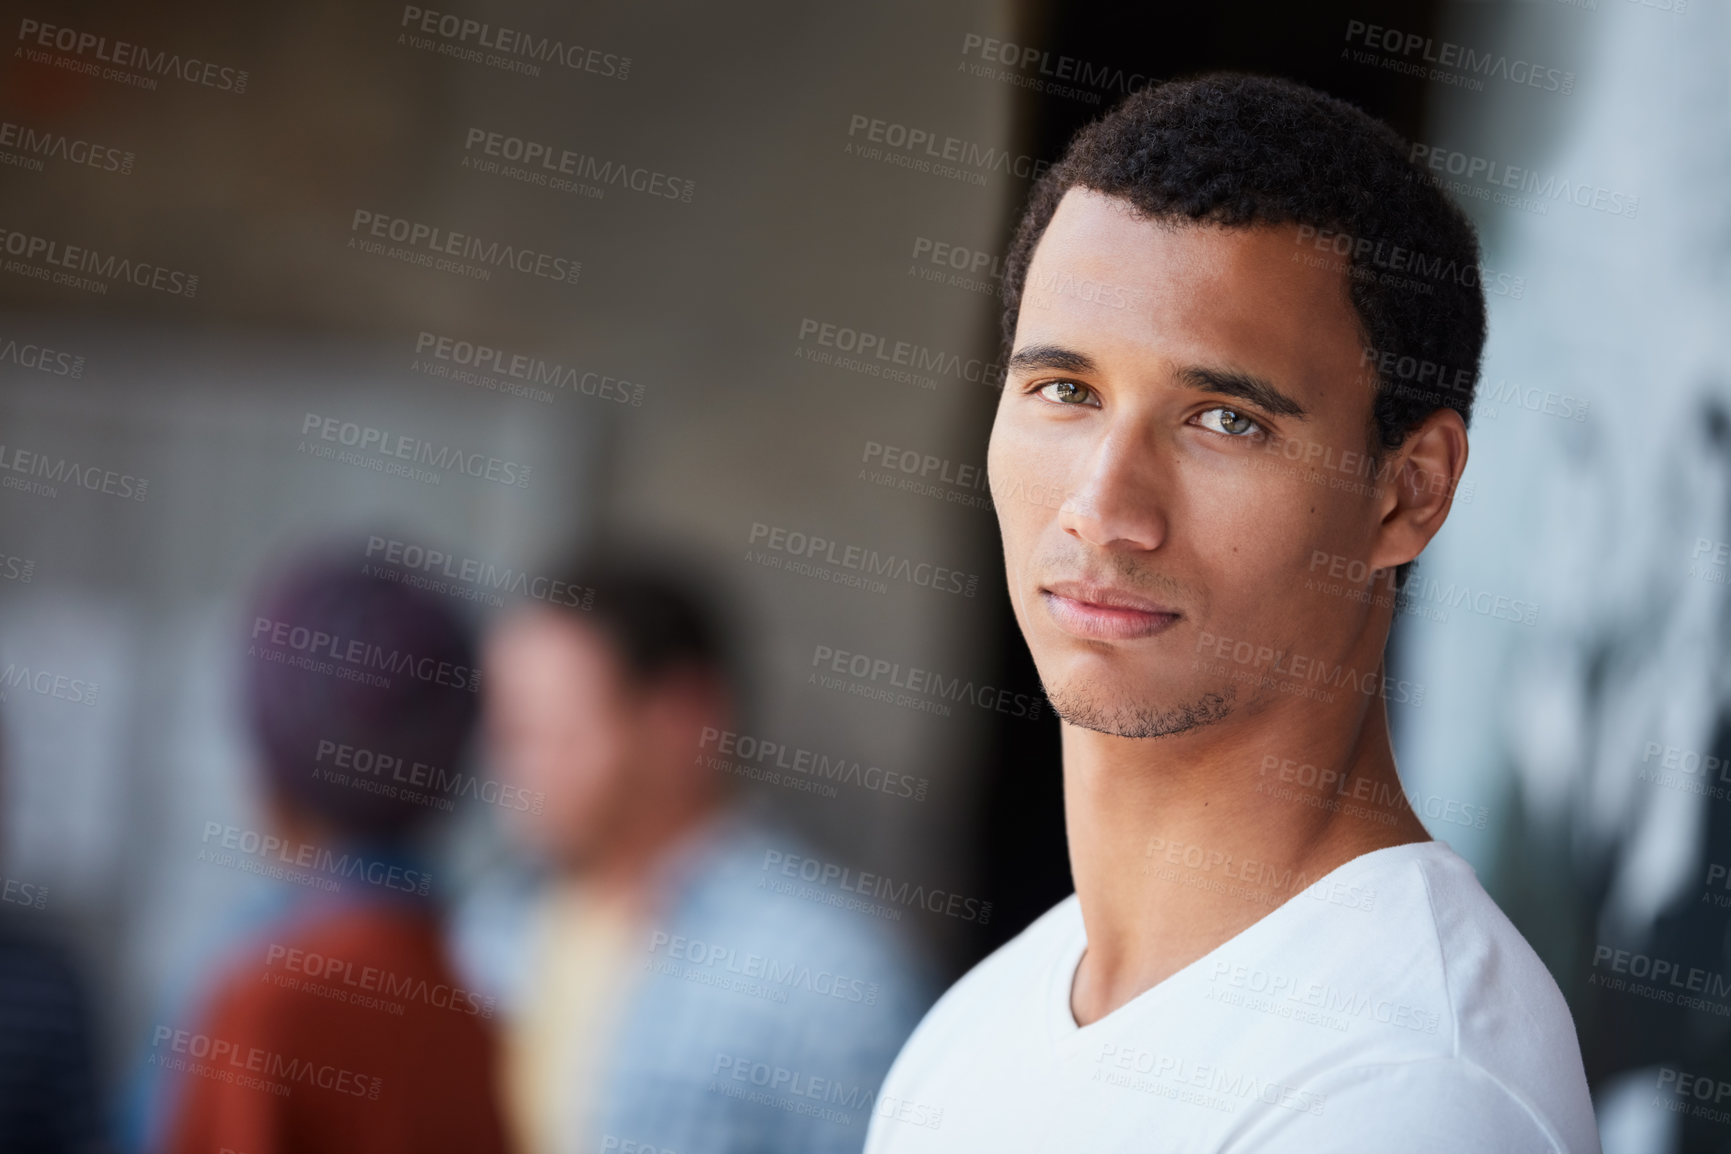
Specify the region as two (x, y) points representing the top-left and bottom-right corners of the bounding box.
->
(990, 189), (1388, 738)
(483, 609), (641, 862)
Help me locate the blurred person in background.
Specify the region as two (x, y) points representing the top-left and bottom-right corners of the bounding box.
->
(458, 546), (936, 1154)
(0, 721), (106, 1153)
(135, 550), (510, 1153)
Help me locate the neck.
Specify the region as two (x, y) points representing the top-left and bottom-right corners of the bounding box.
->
(571, 787), (722, 913)
(1062, 670), (1429, 1026)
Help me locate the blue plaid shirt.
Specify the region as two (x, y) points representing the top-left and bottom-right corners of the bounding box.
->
(458, 809), (939, 1154)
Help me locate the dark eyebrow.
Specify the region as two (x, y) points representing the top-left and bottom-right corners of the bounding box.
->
(1177, 365), (1308, 419)
(1007, 344), (1098, 375)
(1009, 345), (1309, 420)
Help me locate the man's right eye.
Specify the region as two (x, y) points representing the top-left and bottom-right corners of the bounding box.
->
(1033, 380), (1098, 406)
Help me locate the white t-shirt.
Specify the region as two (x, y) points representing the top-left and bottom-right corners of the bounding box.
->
(863, 840), (1601, 1153)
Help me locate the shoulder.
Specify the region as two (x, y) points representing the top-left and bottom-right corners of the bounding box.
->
(671, 817), (938, 988)
(1323, 842), (1598, 1151)
(1228, 1055), (1599, 1154)
(0, 927), (94, 1050)
(230, 899), (444, 987)
(0, 926), (84, 1000)
(619, 818), (945, 1068)
(944, 891), (1082, 1003)
(204, 901), (448, 1023)
(1401, 843), (1584, 1062)
(885, 892), (1081, 1068)
(1194, 841), (1595, 1150)
(1294, 841), (1583, 1054)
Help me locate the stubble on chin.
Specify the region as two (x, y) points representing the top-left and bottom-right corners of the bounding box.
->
(1043, 680), (1236, 739)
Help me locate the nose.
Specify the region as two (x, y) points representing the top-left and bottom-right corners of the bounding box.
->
(1057, 426), (1168, 552)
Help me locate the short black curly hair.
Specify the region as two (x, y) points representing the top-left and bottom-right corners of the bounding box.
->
(1002, 72), (1486, 461)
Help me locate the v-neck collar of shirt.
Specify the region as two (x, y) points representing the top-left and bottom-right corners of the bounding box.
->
(1046, 839), (1446, 1055)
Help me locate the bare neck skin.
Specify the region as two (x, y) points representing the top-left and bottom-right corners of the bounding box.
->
(574, 783), (721, 916)
(1064, 681), (1429, 1026)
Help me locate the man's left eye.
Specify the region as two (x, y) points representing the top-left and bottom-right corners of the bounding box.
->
(1195, 407), (1264, 437)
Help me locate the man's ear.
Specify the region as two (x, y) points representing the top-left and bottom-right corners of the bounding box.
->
(1367, 407), (1469, 574)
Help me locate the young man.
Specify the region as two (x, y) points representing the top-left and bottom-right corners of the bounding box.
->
(458, 551), (934, 1154)
(863, 75), (1600, 1153)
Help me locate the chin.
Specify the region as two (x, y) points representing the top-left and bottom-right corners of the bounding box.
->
(1043, 677), (1236, 740)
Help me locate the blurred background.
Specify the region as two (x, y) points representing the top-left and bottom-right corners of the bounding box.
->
(0, 0), (1723, 1150)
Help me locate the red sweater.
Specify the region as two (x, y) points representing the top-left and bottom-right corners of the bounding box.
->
(162, 902), (511, 1154)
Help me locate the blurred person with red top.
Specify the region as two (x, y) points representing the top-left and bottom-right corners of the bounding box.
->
(154, 550), (510, 1154)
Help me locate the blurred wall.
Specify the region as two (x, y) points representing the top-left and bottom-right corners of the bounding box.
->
(0, 0), (1022, 1098)
(1390, 2), (1731, 1150)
